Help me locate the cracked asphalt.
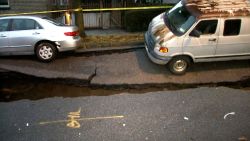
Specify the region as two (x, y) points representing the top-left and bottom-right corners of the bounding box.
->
(1, 48), (250, 141)
(0, 48), (250, 86)
(0, 87), (249, 141)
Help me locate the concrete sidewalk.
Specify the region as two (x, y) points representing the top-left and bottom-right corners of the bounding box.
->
(0, 29), (146, 82)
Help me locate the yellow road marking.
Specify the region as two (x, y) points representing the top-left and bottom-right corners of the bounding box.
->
(67, 107), (81, 128)
(39, 115), (124, 126)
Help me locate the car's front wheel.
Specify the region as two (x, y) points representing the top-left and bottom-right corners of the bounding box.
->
(168, 56), (191, 75)
(36, 42), (57, 62)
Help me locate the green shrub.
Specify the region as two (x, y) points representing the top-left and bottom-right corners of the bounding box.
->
(124, 9), (168, 32)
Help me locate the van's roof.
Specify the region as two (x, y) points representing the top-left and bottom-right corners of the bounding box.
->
(183, 0), (250, 18)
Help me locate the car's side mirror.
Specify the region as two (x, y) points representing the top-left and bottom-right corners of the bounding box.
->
(190, 29), (201, 38)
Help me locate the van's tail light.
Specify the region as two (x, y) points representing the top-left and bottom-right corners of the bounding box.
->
(159, 47), (168, 53)
(64, 31), (79, 36)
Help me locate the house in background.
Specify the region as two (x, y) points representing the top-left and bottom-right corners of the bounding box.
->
(49, 0), (179, 29)
(163, 0), (179, 3)
(0, 0), (179, 29)
(0, 0), (49, 15)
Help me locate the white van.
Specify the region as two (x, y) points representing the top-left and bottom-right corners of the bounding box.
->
(145, 0), (250, 75)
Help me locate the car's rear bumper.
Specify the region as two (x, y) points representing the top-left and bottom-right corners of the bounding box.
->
(56, 37), (81, 52)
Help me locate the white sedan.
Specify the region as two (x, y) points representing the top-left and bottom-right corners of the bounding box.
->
(0, 16), (81, 62)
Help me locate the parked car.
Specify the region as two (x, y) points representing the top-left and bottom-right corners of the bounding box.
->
(0, 16), (81, 62)
(145, 0), (250, 75)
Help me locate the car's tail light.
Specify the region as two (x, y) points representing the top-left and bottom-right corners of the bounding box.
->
(64, 31), (79, 36)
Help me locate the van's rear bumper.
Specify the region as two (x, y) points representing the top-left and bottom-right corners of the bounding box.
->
(144, 32), (171, 65)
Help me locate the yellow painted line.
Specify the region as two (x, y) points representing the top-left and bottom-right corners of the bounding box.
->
(0, 6), (173, 17)
(39, 115), (124, 125)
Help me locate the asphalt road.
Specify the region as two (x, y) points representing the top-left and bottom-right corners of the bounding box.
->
(0, 47), (250, 141)
(0, 87), (249, 141)
(0, 48), (250, 86)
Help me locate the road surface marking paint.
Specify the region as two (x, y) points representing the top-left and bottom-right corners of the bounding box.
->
(39, 115), (124, 126)
(67, 107), (81, 128)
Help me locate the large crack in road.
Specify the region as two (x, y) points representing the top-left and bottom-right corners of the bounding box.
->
(1, 48), (250, 102)
(0, 71), (250, 102)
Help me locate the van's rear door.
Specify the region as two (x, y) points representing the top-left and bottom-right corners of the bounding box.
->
(216, 18), (250, 57)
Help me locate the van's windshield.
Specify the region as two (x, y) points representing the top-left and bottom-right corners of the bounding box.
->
(164, 1), (196, 36)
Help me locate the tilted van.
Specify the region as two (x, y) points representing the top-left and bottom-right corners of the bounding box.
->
(145, 0), (250, 75)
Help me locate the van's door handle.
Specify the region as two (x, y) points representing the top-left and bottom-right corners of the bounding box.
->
(209, 38), (216, 42)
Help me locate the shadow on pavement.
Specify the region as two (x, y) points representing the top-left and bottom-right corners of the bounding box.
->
(135, 49), (250, 74)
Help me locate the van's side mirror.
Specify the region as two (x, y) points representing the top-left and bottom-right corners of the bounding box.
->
(190, 30), (201, 38)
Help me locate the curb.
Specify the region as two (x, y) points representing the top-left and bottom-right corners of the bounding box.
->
(75, 44), (145, 53)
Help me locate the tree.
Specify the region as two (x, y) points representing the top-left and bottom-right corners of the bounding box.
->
(72, 0), (85, 37)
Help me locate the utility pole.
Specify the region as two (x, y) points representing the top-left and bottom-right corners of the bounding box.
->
(72, 0), (85, 37)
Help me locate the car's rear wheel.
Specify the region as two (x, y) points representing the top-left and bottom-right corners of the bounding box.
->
(168, 56), (191, 75)
(36, 42), (57, 62)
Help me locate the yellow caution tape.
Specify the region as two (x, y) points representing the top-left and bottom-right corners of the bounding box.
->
(81, 6), (173, 12)
(0, 9), (75, 17)
(0, 6), (173, 17)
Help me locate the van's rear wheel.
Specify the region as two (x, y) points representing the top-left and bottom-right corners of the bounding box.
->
(36, 42), (57, 62)
(168, 56), (191, 75)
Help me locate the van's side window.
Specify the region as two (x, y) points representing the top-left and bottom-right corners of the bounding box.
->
(223, 19), (241, 36)
(194, 20), (218, 35)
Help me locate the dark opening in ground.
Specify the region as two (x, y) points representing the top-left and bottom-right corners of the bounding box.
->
(1, 72), (250, 102)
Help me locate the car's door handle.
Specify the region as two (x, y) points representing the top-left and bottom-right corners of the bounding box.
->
(32, 32), (40, 35)
(209, 38), (217, 42)
(0, 35), (7, 37)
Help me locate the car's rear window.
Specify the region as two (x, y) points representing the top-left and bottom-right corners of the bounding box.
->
(42, 17), (65, 26)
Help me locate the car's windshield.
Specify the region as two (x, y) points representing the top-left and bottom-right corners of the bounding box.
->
(42, 17), (65, 26)
(164, 1), (196, 36)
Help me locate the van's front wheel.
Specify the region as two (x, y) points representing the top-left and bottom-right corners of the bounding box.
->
(168, 56), (191, 75)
